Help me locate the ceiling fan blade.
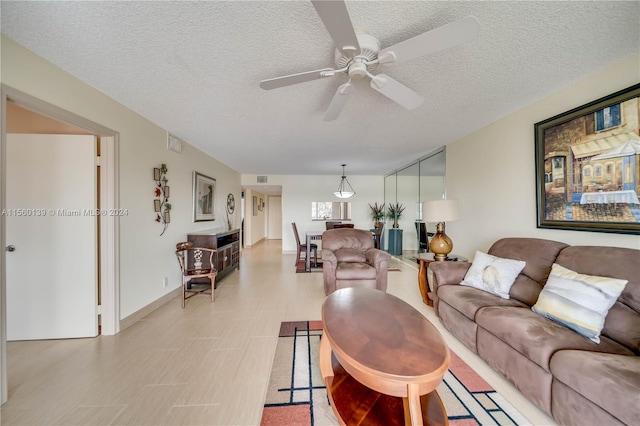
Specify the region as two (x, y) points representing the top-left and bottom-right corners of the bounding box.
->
(259, 68), (337, 90)
(370, 74), (424, 110)
(378, 16), (479, 64)
(311, 0), (360, 57)
(324, 82), (353, 121)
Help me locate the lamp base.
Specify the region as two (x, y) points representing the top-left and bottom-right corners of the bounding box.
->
(429, 222), (453, 261)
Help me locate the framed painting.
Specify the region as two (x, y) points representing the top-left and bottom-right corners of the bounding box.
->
(193, 171), (216, 222)
(535, 83), (640, 234)
(252, 196), (258, 216)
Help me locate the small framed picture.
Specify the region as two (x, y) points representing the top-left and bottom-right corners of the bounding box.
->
(193, 171), (216, 222)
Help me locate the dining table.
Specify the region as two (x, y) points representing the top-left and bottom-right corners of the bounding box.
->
(579, 190), (640, 205)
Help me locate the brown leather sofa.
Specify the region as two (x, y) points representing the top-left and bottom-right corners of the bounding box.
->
(429, 237), (639, 426)
(321, 228), (391, 295)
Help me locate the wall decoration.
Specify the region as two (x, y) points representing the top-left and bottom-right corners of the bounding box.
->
(252, 196), (258, 216)
(153, 164), (171, 236)
(535, 83), (640, 234)
(225, 193), (235, 230)
(193, 171), (216, 222)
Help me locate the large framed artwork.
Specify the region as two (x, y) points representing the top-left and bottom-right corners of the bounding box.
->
(193, 171), (216, 222)
(535, 83), (640, 234)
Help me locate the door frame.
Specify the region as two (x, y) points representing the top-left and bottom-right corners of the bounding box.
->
(0, 85), (121, 404)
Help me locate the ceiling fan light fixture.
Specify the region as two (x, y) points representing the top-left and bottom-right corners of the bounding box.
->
(333, 164), (355, 198)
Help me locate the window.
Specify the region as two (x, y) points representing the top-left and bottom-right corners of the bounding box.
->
(595, 165), (602, 176)
(595, 104), (621, 131)
(311, 202), (351, 220)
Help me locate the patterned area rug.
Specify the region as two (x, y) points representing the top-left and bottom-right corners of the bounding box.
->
(261, 321), (529, 426)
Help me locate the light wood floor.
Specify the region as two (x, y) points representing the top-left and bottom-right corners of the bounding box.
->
(1, 239), (556, 425)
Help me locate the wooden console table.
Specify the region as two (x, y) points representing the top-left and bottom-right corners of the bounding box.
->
(320, 287), (450, 426)
(187, 229), (240, 285)
(416, 253), (468, 306)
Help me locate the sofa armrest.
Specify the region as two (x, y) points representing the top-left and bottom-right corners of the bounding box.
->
(322, 249), (337, 295)
(429, 261), (471, 294)
(365, 248), (391, 270)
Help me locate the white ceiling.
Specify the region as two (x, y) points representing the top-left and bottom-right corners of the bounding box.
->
(2, 1), (638, 176)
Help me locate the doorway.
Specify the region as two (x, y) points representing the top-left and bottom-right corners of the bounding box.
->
(1, 85), (121, 405)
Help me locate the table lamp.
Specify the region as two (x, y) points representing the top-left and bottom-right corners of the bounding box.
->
(423, 199), (459, 261)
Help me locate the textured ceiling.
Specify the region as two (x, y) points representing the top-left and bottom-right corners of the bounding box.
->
(2, 1), (639, 176)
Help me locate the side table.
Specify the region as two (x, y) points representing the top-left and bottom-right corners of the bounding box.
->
(416, 253), (468, 306)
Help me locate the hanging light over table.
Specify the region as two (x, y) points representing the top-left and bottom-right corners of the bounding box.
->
(333, 164), (355, 198)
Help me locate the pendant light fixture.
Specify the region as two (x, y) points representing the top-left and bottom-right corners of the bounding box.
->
(333, 164), (355, 198)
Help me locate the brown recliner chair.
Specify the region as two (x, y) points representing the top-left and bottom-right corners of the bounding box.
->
(321, 228), (391, 295)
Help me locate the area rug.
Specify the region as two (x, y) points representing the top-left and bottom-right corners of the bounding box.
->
(261, 321), (529, 426)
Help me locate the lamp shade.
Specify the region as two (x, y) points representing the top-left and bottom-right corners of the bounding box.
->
(423, 199), (459, 222)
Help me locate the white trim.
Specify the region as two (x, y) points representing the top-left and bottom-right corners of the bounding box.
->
(119, 288), (180, 332)
(99, 136), (120, 335)
(1, 86), (8, 405)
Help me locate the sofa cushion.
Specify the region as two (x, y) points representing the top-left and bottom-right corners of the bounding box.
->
(335, 262), (376, 280)
(532, 263), (628, 343)
(550, 350), (640, 426)
(475, 306), (634, 372)
(461, 251), (525, 299)
(555, 245), (640, 354)
(488, 238), (569, 306)
(438, 285), (527, 321)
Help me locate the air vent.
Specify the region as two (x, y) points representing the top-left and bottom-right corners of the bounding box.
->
(167, 133), (184, 154)
(257, 176), (268, 183)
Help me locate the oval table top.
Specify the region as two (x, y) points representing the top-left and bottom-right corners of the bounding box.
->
(322, 287), (449, 384)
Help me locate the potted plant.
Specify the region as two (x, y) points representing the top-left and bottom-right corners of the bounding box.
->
(368, 202), (385, 227)
(387, 202), (405, 228)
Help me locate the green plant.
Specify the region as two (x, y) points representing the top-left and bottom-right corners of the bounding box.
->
(386, 202), (406, 221)
(368, 202), (385, 222)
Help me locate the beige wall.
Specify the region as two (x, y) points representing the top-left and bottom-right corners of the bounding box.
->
(1, 35), (242, 319)
(446, 54), (640, 259)
(244, 188), (267, 246)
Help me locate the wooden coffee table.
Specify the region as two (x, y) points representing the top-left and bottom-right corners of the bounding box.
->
(319, 287), (450, 426)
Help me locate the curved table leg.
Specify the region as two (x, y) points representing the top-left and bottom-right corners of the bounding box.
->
(319, 334), (333, 383)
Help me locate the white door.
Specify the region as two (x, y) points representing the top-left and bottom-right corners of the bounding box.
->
(267, 196), (282, 239)
(6, 134), (98, 340)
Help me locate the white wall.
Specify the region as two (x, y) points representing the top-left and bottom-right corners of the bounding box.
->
(242, 174), (385, 253)
(446, 54), (640, 259)
(1, 35), (242, 319)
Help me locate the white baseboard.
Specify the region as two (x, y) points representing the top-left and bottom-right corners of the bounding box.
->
(119, 287), (180, 332)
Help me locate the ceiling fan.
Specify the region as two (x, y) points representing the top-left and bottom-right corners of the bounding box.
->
(259, 0), (480, 121)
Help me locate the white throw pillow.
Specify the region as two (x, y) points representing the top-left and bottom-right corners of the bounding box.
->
(532, 263), (628, 343)
(460, 251), (526, 299)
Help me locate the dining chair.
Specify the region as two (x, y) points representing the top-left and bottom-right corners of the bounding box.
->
(372, 222), (384, 250)
(326, 221), (341, 230)
(415, 221), (434, 253)
(292, 222), (318, 267)
(175, 241), (217, 308)
(333, 223), (354, 228)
